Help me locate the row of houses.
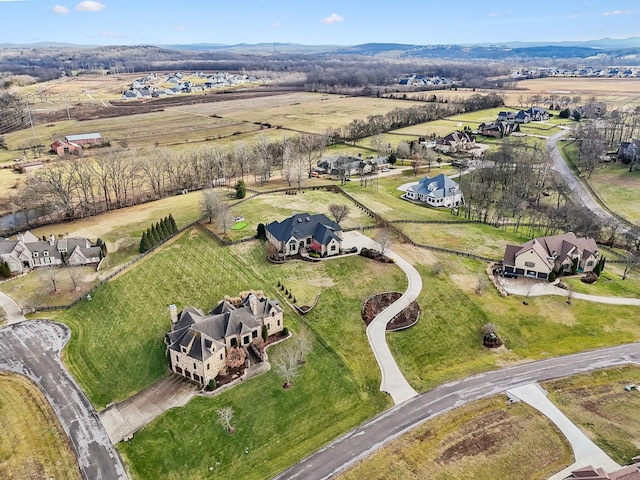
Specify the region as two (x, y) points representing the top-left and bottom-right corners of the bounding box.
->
(510, 66), (639, 78)
(398, 75), (454, 86)
(316, 156), (390, 179)
(0, 231), (103, 274)
(497, 106), (550, 124)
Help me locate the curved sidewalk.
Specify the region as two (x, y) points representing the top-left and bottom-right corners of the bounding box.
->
(342, 231), (419, 405)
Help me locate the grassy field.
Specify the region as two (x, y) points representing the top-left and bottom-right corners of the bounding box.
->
(399, 222), (531, 259)
(562, 264), (640, 298)
(220, 188), (377, 241)
(53, 227), (405, 408)
(340, 175), (469, 222)
(174, 92), (419, 134)
(560, 140), (640, 226)
(0, 372), (81, 480)
(338, 395), (572, 480)
(387, 246), (640, 392)
(545, 366), (640, 465)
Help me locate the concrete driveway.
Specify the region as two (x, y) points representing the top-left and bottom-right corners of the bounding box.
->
(341, 231), (419, 404)
(0, 321), (128, 480)
(0, 290), (27, 324)
(507, 383), (620, 478)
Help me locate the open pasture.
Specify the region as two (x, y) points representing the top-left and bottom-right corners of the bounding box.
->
(173, 92), (422, 134)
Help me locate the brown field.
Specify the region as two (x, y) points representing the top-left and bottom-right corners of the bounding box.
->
(0, 372), (81, 480)
(338, 395), (572, 480)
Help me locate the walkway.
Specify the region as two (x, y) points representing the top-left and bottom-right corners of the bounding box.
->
(99, 374), (199, 444)
(507, 383), (620, 479)
(0, 290), (27, 324)
(341, 231), (419, 404)
(0, 321), (128, 480)
(499, 276), (640, 306)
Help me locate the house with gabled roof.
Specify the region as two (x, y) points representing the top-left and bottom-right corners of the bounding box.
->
(0, 231), (102, 274)
(165, 292), (283, 385)
(434, 131), (475, 154)
(477, 121), (518, 139)
(502, 232), (600, 280)
(265, 213), (343, 258)
(404, 174), (464, 208)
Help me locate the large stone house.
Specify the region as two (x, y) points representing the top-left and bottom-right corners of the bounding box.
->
(434, 131), (475, 154)
(0, 231), (103, 274)
(265, 213), (343, 258)
(165, 292), (284, 385)
(502, 232), (600, 280)
(404, 174), (464, 208)
(477, 121), (518, 139)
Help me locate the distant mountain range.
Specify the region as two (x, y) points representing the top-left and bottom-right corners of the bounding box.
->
(2, 37), (640, 61)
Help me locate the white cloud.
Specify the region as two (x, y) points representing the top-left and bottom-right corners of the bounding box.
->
(174, 25), (186, 32)
(489, 10), (512, 17)
(322, 13), (344, 25)
(270, 21), (282, 29)
(603, 10), (631, 16)
(100, 31), (123, 38)
(76, 1), (105, 12)
(52, 5), (69, 13)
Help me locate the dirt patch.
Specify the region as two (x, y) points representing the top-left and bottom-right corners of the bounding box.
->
(361, 291), (420, 330)
(439, 428), (504, 463)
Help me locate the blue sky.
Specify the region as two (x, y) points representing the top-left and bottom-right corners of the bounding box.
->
(0, 0), (638, 46)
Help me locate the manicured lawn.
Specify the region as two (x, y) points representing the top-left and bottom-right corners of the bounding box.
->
(400, 222), (532, 259)
(54, 228), (405, 408)
(0, 372), (81, 480)
(387, 248), (640, 392)
(340, 176), (469, 222)
(222, 188), (377, 241)
(337, 396), (572, 480)
(545, 366), (640, 465)
(447, 106), (514, 124)
(562, 265), (640, 298)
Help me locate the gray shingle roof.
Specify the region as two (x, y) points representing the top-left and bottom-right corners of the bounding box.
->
(266, 213), (342, 246)
(408, 174), (460, 199)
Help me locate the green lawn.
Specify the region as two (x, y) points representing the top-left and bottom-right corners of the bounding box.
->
(562, 265), (640, 298)
(387, 251), (640, 392)
(221, 189), (377, 241)
(400, 221), (532, 259)
(340, 176), (469, 222)
(559, 141), (640, 226)
(54, 227), (405, 409)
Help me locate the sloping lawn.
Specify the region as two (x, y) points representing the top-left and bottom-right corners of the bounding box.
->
(55, 228), (405, 409)
(388, 251), (640, 392)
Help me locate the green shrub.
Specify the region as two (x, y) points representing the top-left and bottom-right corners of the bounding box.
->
(282, 327), (289, 336)
(548, 271), (556, 282)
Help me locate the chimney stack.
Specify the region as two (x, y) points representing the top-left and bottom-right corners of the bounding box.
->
(169, 304), (178, 324)
(49, 234), (55, 246)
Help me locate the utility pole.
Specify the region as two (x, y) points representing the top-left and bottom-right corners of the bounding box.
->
(26, 102), (36, 138)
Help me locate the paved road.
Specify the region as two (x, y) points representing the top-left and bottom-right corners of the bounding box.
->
(547, 129), (612, 223)
(0, 321), (128, 480)
(273, 342), (640, 480)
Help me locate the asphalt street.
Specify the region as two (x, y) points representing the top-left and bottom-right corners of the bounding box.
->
(273, 342), (640, 480)
(0, 321), (128, 480)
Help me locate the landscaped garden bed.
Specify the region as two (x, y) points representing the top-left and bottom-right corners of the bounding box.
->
(361, 292), (420, 331)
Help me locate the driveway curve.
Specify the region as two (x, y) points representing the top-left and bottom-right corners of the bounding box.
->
(273, 342), (640, 480)
(0, 320), (128, 480)
(0, 290), (27, 324)
(341, 232), (418, 404)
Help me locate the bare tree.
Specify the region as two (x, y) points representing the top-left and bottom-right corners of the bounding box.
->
(328, 204), (350, 224)
(605, 217), (623, 247)
(201, 189), (223, 224)
(294, 133), (326, 178)
(566, 284), (574, 305)
(67, 265), (81, 290)
(216, 406), (235, 434)
(623, 249), (640, 280)
(43, 266), (58, 293)
(272, 343), (300, 389)
(293, 329), (313, 364)
(374, 229), (393, 256)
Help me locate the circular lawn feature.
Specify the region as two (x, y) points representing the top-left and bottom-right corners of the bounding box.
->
(231, 221), (249, 231)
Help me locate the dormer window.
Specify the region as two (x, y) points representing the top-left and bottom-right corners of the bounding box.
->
(43, 250), (49, 257)
(33, 252), (39, 258)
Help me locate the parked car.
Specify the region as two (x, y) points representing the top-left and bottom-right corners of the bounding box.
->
(502, 272), (518, 279)
(311, 172), (319, 178)
(381, 168), (390, 173)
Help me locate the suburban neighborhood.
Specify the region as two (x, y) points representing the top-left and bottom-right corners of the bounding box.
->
(2, 17), (640, 480)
